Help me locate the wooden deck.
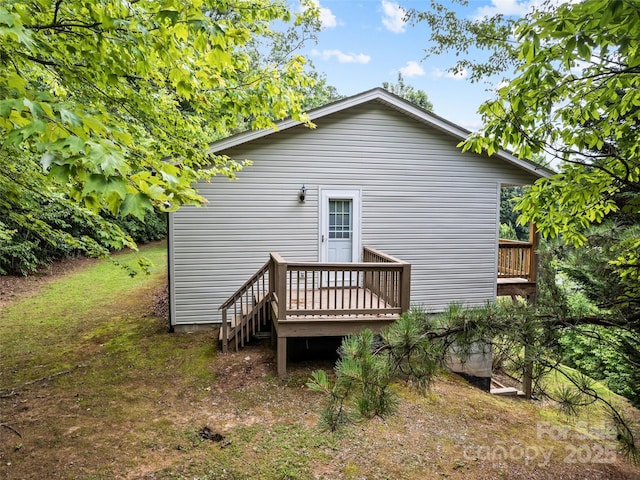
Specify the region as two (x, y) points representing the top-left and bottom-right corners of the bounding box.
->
(220, 237), (539, 377)
(218, 246), (410, 376)
(497, 229), (538, 302)
(284, 287), (400, 318)
(286, 287), (398, 320)
(497, 277), (537, 299)
(270, 248), (410, 376)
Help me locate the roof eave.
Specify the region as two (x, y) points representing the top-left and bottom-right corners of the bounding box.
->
(207, 87), (553, 179)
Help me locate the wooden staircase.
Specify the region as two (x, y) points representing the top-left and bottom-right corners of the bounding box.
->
(219, 262), (271, 353)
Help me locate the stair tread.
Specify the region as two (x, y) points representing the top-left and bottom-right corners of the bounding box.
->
(218, 314), (243, 341)
(490, 387), (523, 396)
(218, 298), (267, 341)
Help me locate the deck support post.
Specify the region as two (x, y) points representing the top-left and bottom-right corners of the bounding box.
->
(221, 309), (228, 353)
(400, 262), (411, 313)
(528, 222), (539, 283)
(277, 336), (287, 378)
(271, 253), (289, 378)
(508, 292), (535, 399)
(523, 221), (538, 400)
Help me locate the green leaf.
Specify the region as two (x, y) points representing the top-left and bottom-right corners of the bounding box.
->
(82, 116), (107, 135)
(577, 41), (591, 61)
(0, 9), (16, 26)
(0, 99), (22, 118)
(119, 193), (152, 220)
(59, 108), (82, 127)
(18, 119), (46, 140)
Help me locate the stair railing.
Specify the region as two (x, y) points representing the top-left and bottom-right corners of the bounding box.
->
(219, 261), (270, 353)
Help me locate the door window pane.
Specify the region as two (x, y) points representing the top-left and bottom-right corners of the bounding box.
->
(329, 200), (352, 239)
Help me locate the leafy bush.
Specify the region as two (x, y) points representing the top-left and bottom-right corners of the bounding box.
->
(544, 224), (640, 409)
(499, 223), (518, 240)
(560, 326), (640, 408)
(0, 237), (41, 275)
(110, 211), (167, 244)
(500, 186), (529, 241)
(0, 194), (166, 275)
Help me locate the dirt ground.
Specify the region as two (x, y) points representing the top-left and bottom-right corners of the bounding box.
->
(3, 337), (639, 479)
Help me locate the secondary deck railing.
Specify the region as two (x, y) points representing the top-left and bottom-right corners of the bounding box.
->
(270, 246), (411, 321)
(498, 239), (534, 280)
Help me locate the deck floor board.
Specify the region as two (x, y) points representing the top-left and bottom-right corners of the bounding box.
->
(282, 287), (400, 320)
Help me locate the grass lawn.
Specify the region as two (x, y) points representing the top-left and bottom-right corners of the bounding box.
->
(1, 242), (639, 479)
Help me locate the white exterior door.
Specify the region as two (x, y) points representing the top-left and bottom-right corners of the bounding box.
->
(328, 199), (353, 262)
(320, 189), (361, 263)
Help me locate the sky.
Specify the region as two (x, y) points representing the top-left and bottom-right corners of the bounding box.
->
(295, 0), (535, 130)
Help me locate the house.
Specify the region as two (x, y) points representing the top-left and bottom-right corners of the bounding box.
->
(168, 88), (552, 377)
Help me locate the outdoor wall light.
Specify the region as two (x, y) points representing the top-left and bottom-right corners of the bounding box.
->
(298, 185), (307, 203)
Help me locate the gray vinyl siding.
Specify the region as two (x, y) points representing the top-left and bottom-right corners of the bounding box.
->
(170, 101), (539, 326)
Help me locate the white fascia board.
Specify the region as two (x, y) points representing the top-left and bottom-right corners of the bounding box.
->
(206, 89), (386, 154)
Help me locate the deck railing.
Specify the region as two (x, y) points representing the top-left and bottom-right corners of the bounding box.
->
(270, 246), (411, 320)
(219, 247), (410, 352)
(362, 246), (410, 310)
(498, 239), (534, 280)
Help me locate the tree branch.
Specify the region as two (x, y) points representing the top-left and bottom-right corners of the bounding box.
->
(53, 0), (63, 25)
(27, 21), (102, 32)
(0, 423), (22, 439)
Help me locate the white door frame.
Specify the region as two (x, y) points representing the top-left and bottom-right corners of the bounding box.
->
(319, 188), (362, 263)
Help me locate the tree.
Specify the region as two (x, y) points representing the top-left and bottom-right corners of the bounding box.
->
(440, 0), (640, 437)
(312, 0), (640, 458)
(299, 68), (343, 111)
(235, 7), (343, 130)
(0, 0), (320, 271)
(382, 73), (433, 111)
(409, 0), (640, 376)
(309, 301), (638, 460)
(552, 222), (640, 407)
(411, 0), (639, 248)
(449, 0), (640, 392)
(460, 1), (640, 248)
(500, 186), (528, 241)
